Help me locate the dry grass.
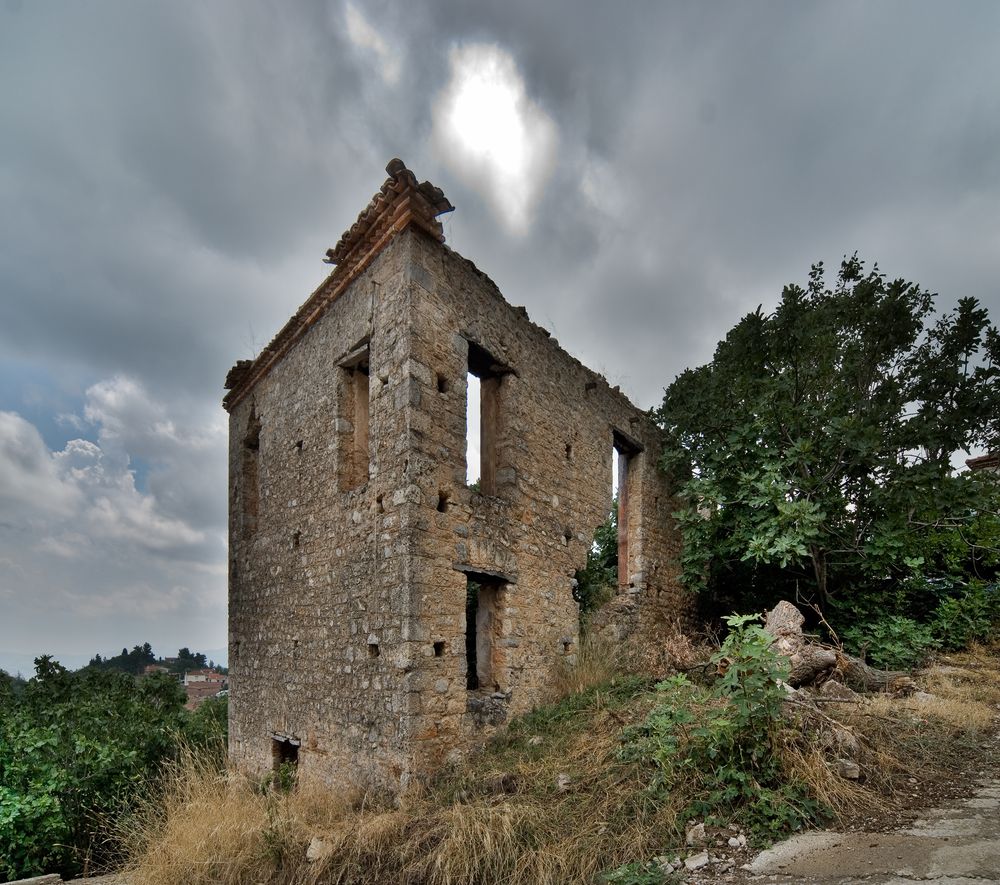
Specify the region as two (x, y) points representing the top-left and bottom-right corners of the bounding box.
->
(123, 673), (678, 885)
(778, 743), (886, 817)
(549, 633), (620, 698)
(122, 643), (1000, 885)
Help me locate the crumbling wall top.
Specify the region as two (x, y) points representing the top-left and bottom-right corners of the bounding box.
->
(325, 158), (454, 270)
(222, 159), (453, 412)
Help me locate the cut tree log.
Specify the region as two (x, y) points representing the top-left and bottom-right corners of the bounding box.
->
(763, 600), (837, 687)
(762, 600), (914, 693)
(834, 653), (915, 694)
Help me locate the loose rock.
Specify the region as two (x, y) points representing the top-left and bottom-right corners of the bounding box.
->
(684, 850), (711, 871)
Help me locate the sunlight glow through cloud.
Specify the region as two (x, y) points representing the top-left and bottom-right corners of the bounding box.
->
(432, 43), (558, 235)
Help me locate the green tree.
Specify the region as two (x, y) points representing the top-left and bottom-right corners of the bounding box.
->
(0, 657), (188, 879)
(656, 256), (1000, 616)
(574, 502), (619, 618)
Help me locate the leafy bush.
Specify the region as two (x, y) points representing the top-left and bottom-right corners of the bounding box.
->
(931, 583), (1000, 650)
(0, 656), (216, 880)
(574, 505), (619, 619)
(621, 615), (824, 842)
(841, 616), (939, 670)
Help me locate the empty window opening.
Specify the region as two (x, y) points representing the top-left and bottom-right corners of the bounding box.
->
(466, 342), (507, 494)
(241, 407), (261, 537)
(351, 362), (370, 487)
(437, 490), (450, 513)
(573, 509), (617, 620)
(465, 372), (481, 487)
(433, 641), (445, 657)
(339, 344), (371, 490)
(465, 576), (506, 692)
(612, 430), (642, 591)
(271, 736), (299, 771)
(368, 642), (380, 658)
(292, 530), (301, 549)
(436, 373), (449, 394)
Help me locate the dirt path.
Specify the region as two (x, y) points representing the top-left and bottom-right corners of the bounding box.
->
(744, 774), (1000, 884)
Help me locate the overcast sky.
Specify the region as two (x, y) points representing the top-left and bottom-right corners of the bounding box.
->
(1, 1), (998, 675)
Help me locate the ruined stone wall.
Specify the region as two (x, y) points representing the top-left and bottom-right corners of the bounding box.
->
(390, 230), (687, 774)
(227, 191), (689, 790)
(228, 242), (423, 789)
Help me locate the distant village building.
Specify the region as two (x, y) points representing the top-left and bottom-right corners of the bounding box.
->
(966, 452), (999, 474)
(182, 668), (227, 710)
(224, 160), (689, 790)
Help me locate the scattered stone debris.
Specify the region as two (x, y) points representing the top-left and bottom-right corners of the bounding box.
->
(684, 850), (711, 871)
(306, 835), (332, 863)
(835, 758), (861, 780)
(686, 820), (707, 845)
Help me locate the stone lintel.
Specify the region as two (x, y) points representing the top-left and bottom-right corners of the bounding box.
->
(453, 564), (517, 585)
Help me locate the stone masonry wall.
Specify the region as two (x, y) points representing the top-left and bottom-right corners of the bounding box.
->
(226, 165), (689, 791)
(391, 231), (686, 775)
(228, 242), (421, 789)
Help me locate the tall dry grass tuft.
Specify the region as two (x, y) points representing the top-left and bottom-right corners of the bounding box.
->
(549, 632), (620, 699)
(121, 749), (272, 885)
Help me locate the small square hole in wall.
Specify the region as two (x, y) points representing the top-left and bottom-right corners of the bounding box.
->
(563, 640), (573, 654)
(437, 490), (450, 512)
(368, 643), (380, 658)
(433, 641), (445, 657)
(292, 530), (301, 548)
(272, 737), (299, 770)
(376, 494), (384, 513)
(436, 374), (449, 394)
(294, 439), (303, 452)
(565, 443), (572, 461)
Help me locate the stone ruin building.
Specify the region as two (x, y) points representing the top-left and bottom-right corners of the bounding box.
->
(223, 159), (688, 790)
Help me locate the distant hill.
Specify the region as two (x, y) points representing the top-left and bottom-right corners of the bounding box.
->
(87, 643), (227, 676)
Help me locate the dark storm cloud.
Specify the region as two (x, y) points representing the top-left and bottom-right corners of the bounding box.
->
(1, 0), (998, 669)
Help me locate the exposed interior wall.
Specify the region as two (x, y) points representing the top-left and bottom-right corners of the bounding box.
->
(392, 230), (687, 774)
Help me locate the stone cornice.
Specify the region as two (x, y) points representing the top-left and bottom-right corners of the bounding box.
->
(223, 159), (454, 412)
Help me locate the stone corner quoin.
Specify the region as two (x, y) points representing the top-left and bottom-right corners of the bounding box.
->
(222, 158), (690, 791)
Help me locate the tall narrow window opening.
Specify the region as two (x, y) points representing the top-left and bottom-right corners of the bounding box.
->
(351, 361), (369, 487)
(613, 430), (642, 591)
(466, 372), (481, 487)
(339, 342), (370, 491)
(465, 575), (506, 692)
(241, 407), (261, 538)
(466, 342), (507, 494)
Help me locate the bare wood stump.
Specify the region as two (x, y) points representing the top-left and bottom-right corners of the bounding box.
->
(762, 601), (913, 692)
